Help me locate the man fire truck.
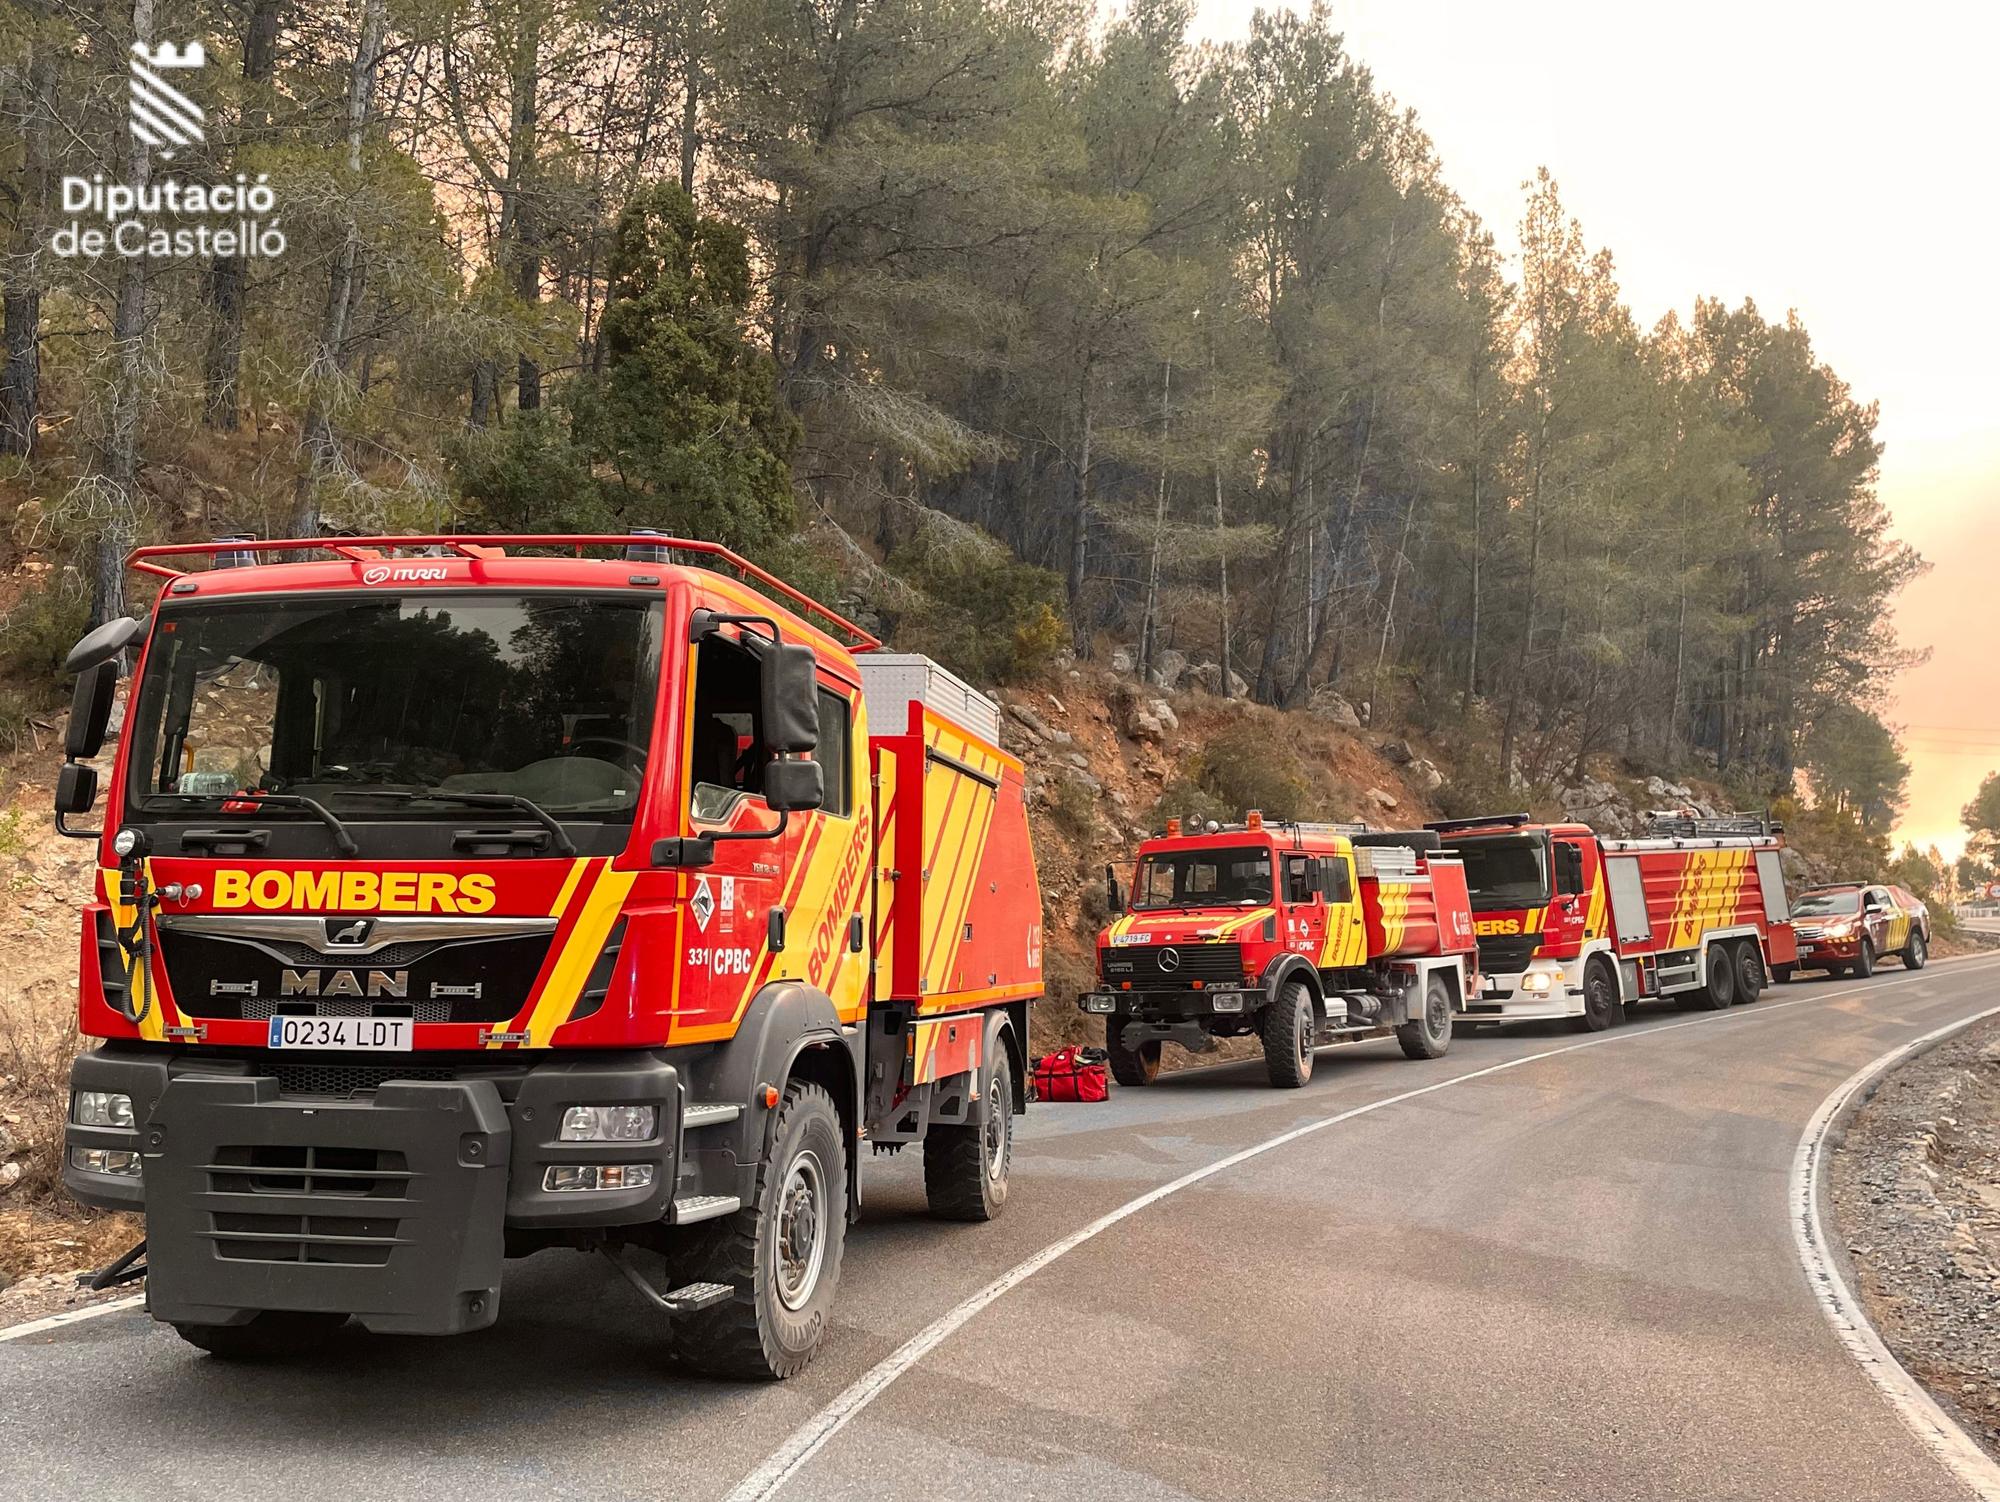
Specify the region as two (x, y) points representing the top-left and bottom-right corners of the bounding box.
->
(53, 533), (1040, 1379)
(1427, 811), (1796, 1030)
(1079, 814), (1477, 1088)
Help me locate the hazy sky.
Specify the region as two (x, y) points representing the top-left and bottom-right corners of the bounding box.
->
(1192, 0), (1998, 860)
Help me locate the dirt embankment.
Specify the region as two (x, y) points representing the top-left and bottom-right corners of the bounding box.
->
(1830, 1017), (2000, 1458)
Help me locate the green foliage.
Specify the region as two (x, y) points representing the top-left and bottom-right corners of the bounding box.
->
(1885, 843), (1942, 900)
(447, 411), (614, 534)
(1772, 795), (1889, 885)
(1962, 772), (2000, 869)
(0, 579), (87, 696)
(889, 538), (1067, 686)
(1046, 774), (1099, 847)
(1154, 720), (1335, 826)
(1800, 704), (1909, 832)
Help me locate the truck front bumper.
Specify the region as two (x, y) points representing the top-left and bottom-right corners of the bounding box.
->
(65, 1045), (682, 1334)
(1464, 963), (1584, 1022)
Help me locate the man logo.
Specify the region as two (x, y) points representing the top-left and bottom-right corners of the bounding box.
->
(128, 41), (207, 160)
(326, 918), (375, 948)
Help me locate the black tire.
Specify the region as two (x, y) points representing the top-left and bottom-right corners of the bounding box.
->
(925, 1042), (1013, 1222)
(1734, 943), (1765, 1005)
(669, 1080), (846, 1380)
(1396, 975), (1455, 1059)
(1105, 1018), (1161, 1087)
(1702, 945), (1736, 1010)
(1903, 931), (1927, 971)
(1573, 958), (1622, 1032)
(173, 1311), (348, 1359)
(1854, 939), (1875, 979)
(1773, 963), (1795, 984)
(1261, 979), (1316, 1089)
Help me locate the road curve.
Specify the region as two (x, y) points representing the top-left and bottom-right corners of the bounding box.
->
(5, 957), (1998, 1502)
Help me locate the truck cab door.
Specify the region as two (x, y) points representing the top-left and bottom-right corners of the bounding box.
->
(1317, 854), (1362, 968)
(1282, 855), (1322, 959)
(1548, 840), (1588, 950)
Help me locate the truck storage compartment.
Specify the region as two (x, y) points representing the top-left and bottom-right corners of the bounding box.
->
(864, 660), (1039, 1011)
(1358, 851), (1477, 959)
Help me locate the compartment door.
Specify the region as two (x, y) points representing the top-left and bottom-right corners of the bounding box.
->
(1606, 855), (1653, 947)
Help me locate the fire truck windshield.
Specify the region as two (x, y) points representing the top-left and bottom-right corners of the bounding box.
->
(1441, 833), (1551, 910)
(125, 593), (664, 819)
(1131, 845), (1273, 909)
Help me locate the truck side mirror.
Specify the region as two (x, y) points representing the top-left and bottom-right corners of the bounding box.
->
(763, 758), (824, 813)
(63, 614), (145, 675)
(55, 761), (99, 819)
(1105, 864), (1124, 913)
(761, 642), (819, 754)
(67, 660), (118, 760)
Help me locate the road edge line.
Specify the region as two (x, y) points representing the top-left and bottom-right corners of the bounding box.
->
(724, 957), (2000, 1502)
(0, 1294), (146, 1346)
(1791, 1002), (2000, 1502)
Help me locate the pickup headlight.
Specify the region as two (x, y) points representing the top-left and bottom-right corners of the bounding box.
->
(72, 1091), (134, 1129)
(559, 1105), (657, 1142)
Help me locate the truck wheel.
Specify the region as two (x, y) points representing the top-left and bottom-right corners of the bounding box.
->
(1854, 939), (1875, 979)
(1105, 1018), (1161, 1087)
(925, 1047), (1013, 1222)
(1573, 958), (1621, 1032)
(670, 1080), (846, 1380)
(1734, 943), (1765, 1005)
(1396, 975), (1455, 1059)
(173, 1311), (348, 1359)
(1702, 946), (1736, 1009)
(1773, 963), (1796, 984)
(1261, 980), (1316, 1089)
(1903, 932), (1927, 971)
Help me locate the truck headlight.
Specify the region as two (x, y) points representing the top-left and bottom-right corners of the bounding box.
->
(1081, 993), (1115, 1014)
(544, 1164), (654, 1192)
(1210, 992), (1244, 1013)
(70, 1147), (141, 1177)
(1520, 973), (1552, 994)
(72, 1091), (135, 1129)
(559, 1105), (657, 1142)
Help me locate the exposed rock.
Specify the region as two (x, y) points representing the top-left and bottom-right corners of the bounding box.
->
(1006, 702), (1070, 746)
(1365, 787), (1400, 812)
(1408, 757), (1445, 793)
(1191, 662), (1251, 698)
(1148, 698), (1179, 735)
(1065, 752), (1090, 771)
(1377, 738), (1415, 766)
(0, 1161), (19, 1194)
(1110, 645), (1137, 675)
(1146, 648), (1189, 693)
(1307, 686), (1362, 729)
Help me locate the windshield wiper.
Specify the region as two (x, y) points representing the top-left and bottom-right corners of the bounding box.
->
(159, 791), (359, 857)
(340, 788), (578, 857)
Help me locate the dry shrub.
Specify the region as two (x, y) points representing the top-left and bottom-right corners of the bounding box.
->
(0, 976), (83, 1208)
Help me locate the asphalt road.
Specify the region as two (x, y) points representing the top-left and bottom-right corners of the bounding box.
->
(7, 956), (1999, 1502)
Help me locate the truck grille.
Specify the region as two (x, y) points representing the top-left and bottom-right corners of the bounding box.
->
(206, 1145), (410, 1266)
(1793, 924), (1825, 941)
(1475, 932), (1539, 975)
(1101, 942), (1245, 989)
(269, 1062), (460, 1099)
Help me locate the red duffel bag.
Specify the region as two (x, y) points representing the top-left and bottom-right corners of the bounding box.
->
(1032, 1046), (1111, 1102)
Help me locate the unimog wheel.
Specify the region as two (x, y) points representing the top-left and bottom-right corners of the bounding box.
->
(173, 1311), (348, 1359)
(1105, 1018), (1162, 1087)
(1702, 944), (1737, 1009)
(1903, 931), (1928, 970)
(1396, 974), (1455, 1059)
(1262, 979), (1316, 1089)
(670, 1080), (847, 1381)
(925, 1039), (1014, 1222)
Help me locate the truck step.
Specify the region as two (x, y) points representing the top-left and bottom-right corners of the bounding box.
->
(659, 1280), (733, 1314)
(672, 1193), (741, 1224)
(682, 1102), (742, 1129)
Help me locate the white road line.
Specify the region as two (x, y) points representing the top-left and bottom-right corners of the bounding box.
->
(725, 957), (2000, 1502)
(0, 1295), (145, 1346)
(1792, 1001), (2000, 1501)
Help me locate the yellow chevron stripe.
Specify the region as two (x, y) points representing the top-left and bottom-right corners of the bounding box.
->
(519, 863), (637, 1046)
(104, 861), (180, 1041)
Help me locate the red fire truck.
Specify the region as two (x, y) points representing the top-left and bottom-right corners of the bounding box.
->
(1080, 814), (1478, 1088)
(1427, 812), (1797, 1029)
(53, 533), (1040, 1378)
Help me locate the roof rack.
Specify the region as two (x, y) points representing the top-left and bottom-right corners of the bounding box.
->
(126, 533), (881, 651)
(1423, 812), (1532, 835)
(1639, 810), (1781, 839)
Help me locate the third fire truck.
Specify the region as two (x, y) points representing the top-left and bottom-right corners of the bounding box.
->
(1427, 811), (1797, 1029)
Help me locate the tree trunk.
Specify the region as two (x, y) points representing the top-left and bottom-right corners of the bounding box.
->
(1067, 375), (1092, 655)
(678, 19), (701, 196)
(93, 0), (156, 625)
(1215, 461), (1232, 697)
(201, 0), (282, 431)
(1138, 358), (1171, 681)
(1, 44), (56, 457)
(292, 0), (385, 536)
(512, 14), (542, 411)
